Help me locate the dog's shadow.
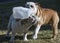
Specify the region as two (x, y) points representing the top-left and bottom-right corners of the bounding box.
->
(0, 34), (32, 42)
(0, 35), (51, 41)
(0, 34), (10, 42)
(0, 34), (51, 42)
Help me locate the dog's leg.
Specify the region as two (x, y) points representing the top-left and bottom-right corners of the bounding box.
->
(23, 23), (33, 41)
(9, 20), (15, 43)
(51, 22), (58, 40)
(51, 16), (59, 40)
(6, 21), (11, 37)
(24, 32), (28, 41)
(6, 16), (12, 37)
(33, 23), (41, 40)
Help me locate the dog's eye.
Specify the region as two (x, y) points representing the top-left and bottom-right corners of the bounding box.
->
(30, 5), (34, 8)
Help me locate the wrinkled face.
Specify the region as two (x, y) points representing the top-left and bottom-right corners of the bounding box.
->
(25, 2), (36, 9)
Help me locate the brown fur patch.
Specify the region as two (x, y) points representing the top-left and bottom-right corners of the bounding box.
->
(36, 4), (59, 39)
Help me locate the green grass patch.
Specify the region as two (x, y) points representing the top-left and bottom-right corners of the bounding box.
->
(0, 30), (60, 43)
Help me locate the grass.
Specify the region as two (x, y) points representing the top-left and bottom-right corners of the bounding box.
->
(0, 30), (60, 43)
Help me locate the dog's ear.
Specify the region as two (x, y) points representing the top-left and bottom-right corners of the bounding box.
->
(35, 2), (40, 6)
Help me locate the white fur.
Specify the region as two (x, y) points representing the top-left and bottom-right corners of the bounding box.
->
(25, 2), (37, 16)
(13, 7), (35, 19)
(33, 24), (41, 40)
(24, 33), (28, 41)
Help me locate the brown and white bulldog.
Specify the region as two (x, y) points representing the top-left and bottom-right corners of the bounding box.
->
(26, 2), (59, 40)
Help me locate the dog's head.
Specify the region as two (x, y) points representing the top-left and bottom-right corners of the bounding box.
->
(25, 2), (42, 16)
(25, 2), (38, 17)
(25, 2), (36, 8)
